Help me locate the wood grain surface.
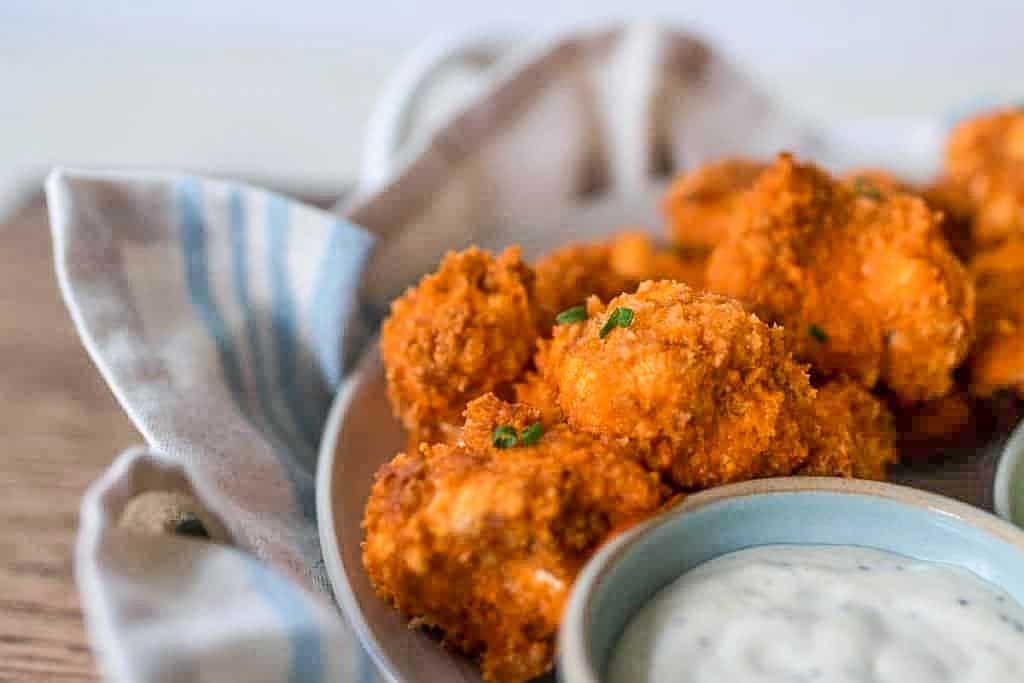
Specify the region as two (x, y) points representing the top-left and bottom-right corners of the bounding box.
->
(0, 195), (139, 681)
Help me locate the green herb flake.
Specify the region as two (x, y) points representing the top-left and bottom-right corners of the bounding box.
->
(599, 307), (635, 339)
(555, 305), (588, 325)
(492, 425), (518, 449)
(520, 422), (544, 446)
(853, 177), (882, 200)
(808, 324), (829, 343)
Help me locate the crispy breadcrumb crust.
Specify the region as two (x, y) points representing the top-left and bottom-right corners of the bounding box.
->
(533, 232), (705, 332)
(552, 281), (817, 489)
(945, 109), (1024, 248)
(706, 153), (974, 402)
(380, 247), (537, 431)
(362, 395), (664, 682)
(799, 377), (898, 480)
(968, 241), (1024, 396)
(662, 158), (766, 249)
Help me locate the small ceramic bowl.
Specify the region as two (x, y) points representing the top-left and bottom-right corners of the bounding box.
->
(995, 421), (1024, 527)
(558, 477), (1024, 683)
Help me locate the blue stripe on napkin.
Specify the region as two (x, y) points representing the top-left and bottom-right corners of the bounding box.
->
(309, 223), (347, 393)
(308, 218), (374, 393)
(177, 178), (248, 410)
(267, 196), (322, 450)
(228, 187), (304, 452)
(176, 178), (378, 681)
(242, 555), (324, 683)
(177, 179), (317, 521)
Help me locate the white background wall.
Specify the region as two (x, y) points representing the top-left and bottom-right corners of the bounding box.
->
(4, 0), (1024, 216)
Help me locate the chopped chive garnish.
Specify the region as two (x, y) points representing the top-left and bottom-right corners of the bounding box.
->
(555, 305), (588, 324)
(520, 422), (544, 446)
(853, 177), (882, 200)
(808, 324), (829, 343)
(599, 314), (618, 338)
(599, 307), (635, 339)
(492, 425), (518, 449)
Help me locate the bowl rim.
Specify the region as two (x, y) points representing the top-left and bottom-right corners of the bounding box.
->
(558, 476), (1024, 683)
(994, 420), (1024, 523)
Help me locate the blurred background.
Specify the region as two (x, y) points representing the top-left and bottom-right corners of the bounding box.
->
(4, 0), (1024, 217)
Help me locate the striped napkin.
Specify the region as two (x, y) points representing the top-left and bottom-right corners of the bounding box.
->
(49, 171), (378, 681)
(46, 23), (905, 683)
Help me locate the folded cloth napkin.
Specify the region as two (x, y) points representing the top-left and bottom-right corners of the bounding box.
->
(51, 171), (377, 681)
(48, 23), (945, 683)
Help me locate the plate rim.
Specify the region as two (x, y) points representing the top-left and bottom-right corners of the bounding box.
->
(316, 341), (403, 683)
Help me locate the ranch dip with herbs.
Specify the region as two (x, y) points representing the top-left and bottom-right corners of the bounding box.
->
(608, 545), (1024, 683)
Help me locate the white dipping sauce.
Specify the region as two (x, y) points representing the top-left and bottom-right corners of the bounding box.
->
(608, 545), (1024, 683)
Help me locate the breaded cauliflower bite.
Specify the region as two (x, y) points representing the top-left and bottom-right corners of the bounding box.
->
(551, 281), (817, 489)
(799, 377), (898, 481)
(514, 299), (597, 425)
(662, 158), (766, 249)
(532, 232), (704, 332)
(362, 395), (665, 682)
(921, 178), (977, 260)
(380, 247), (537, 435)
(706, 154), (975, 402)
(968, 241), (1024, 396)
(606, 231), (708, 291)
(844, 169), (974, 258)
(945, 109), (1024, 248)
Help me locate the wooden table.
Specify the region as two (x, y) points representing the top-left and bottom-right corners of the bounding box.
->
(0, 194), (138, 680)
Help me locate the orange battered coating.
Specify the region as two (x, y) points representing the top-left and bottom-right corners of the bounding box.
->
(512, 365), (564, 426)
(662, 158), (766, 249)
(404, 420), (462, 456)
(799, 377), (898, 481)
(362, 395), (665, 682)
(922, 177), (976, 259)
(551, 281), (817, 490)
(839, 168), (976, 260)
(606, 231), (708, 291)
(945, 109), (1024, 247)
(844, 169), (973, 257)
(968, 241), (1024, 396)
(532, 232), (705, 332)
(706, 154), (975, 402)
(514, 304), (593, 424)
(380, 247), (537, 433)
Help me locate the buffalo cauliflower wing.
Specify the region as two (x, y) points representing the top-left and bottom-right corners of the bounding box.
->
(662, 158), (766, 249)
(944, 109), (1024, 248)
(706, 153), (974, 402)
(551, 281), (817, 489)
(533, 231), (705, 332)
(362, 395), (664, 682)
(799, 377), (898, 480)
(380, 247), (538, 435)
